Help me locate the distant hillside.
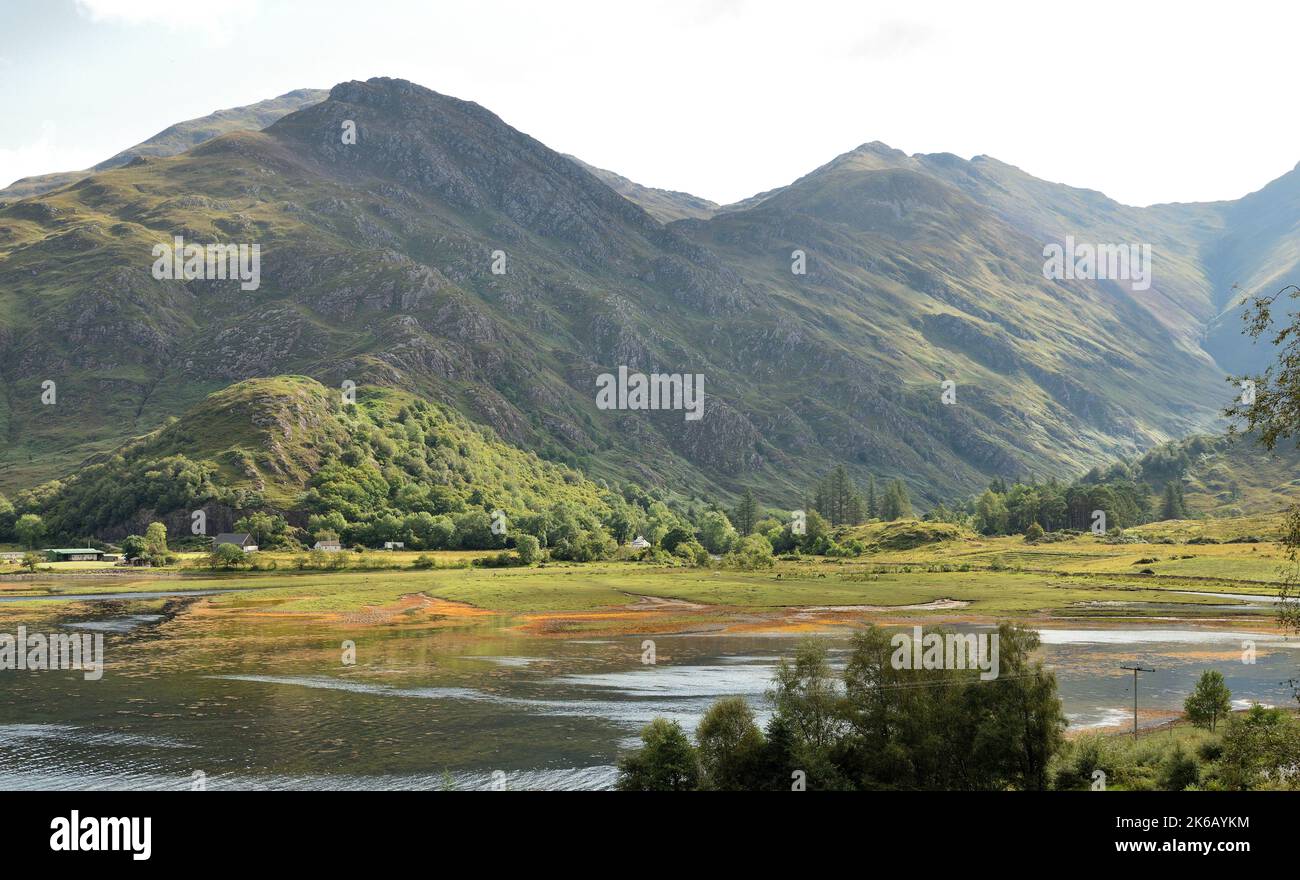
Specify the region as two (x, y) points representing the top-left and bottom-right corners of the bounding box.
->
(0, 89), (327, 200)
(13, 376), (608, 539)
(1087, 433), (1300, 516)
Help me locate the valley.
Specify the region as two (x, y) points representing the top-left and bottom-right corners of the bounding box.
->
(1, 518), (1296, 790)
(2, 74), (1299, 796)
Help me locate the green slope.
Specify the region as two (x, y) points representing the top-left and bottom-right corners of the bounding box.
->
(14, 375), (608, 540)
(0, 77), (1296, 516)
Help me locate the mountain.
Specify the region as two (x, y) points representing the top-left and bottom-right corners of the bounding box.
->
(1200, 162), (1300, 374)
(0, 89), (328, 200)
(566, 156), (719, 223)
(0, 77), (1296, 531)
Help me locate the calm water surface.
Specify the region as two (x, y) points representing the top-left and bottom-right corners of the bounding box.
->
(1, 598), (1296, 790)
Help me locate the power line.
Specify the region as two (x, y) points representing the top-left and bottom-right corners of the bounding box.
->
(1120, 665), (1155, 740)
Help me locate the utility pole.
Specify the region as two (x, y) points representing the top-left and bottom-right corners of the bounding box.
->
(1120, 665), (1155, 740)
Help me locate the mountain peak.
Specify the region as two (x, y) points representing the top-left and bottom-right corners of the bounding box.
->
(848, 140), (907, 160)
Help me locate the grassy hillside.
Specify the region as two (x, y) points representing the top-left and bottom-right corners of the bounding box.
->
(1, 77), (1296, 515)
(1088, 433), (1300, 516)
(12, 375), (608, 541)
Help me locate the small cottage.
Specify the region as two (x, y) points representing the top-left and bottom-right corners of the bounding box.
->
(313, 540), (343, 551)
(213, 533), (259, 552)
(629, 536), (651, 549)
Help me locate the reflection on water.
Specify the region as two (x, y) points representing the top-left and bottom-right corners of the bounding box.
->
(0, 602), (1296, 790)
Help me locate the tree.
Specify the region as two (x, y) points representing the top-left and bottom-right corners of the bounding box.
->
(811, 466), (866, 526)
(673, 539), (710, 567)
(120, 534), (148, 560)
(0, 491), (13, 540)
(452, 510), (497, 550)
(1160, 480), (1188, 520)
(879, 479), (913, 521)
(144, 522), (169, 559)
(1184, 669), (1232, 732)
(974, 489), (1009, 535)
(799, 508), (830, 552)
(661, 526), (693, 553)
(865, 475), (878, 519)
(697, 510), (738, 555)
(14, 513), (44, 550)
(963, 624), (1067, 791)
(696, 697), (765, 790)
(732, 489), (759, 537)
(209, 543), (246, 569)
(1226, 285), (1300, 640)
(234, 511), (290, 550)
(769, 639), (845, 755)
(21, 551), (42, 573)
(725, 534), (774, 570)
(514, 534), (541, 564)
(616, 718), (700, 791)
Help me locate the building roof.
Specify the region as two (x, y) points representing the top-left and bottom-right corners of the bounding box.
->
(45, 548), (103, 554)
(213, 533), (253, 544)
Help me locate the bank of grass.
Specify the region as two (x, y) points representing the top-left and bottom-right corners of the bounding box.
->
(4, 513), (1294, 616)
(868, 527), (1291, 589)
(183, 557), (1279, 616)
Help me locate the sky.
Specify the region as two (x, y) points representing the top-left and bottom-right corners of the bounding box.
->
(1, 0), (1296, 207)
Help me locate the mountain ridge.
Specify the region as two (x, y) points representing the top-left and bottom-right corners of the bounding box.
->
(1, 77), (1295, 526)
(0, 88), (329, 200)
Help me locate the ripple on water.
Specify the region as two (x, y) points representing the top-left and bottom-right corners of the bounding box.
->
(1035, 627), (1294, 646)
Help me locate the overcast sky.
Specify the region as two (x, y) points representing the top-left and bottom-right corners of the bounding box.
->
(2, 0), (1296, 206)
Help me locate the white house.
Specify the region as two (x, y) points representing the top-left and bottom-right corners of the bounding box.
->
(383, 541), (405, 550)
(213, 533), (258, 552)
(313, 540), (343, 551)
(629, 536), (651, 549)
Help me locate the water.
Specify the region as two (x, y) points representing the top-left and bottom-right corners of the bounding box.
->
(0, 589), (241, 604)
(0, 601), (1296, 790)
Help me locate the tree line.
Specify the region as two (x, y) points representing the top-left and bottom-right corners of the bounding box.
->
(618, 625), (1066, 791)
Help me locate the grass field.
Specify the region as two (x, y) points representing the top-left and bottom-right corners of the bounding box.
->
(2, 517), (1295, 624)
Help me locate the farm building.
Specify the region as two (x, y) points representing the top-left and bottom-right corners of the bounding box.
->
(44, 548), (105, 562)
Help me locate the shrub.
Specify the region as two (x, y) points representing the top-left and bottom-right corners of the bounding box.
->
(724, 534), (775, 570)
(1157, 744), (1201, 791)
(616, 719), (700, 791)
(514, 534), (541, 565)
